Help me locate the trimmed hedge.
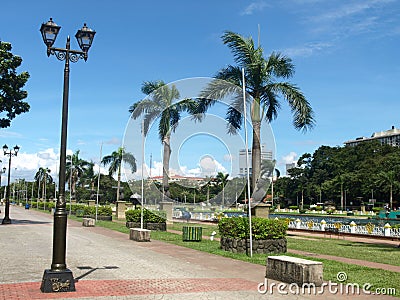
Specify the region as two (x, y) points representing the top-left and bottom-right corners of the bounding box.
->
(30, 202), (112, 216)
(82, 206), (112, 216)
(218, 217), (287, 240)
(125, 208), (166, 223)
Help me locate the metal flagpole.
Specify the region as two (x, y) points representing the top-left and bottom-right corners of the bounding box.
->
(95, 142), (103, 222)
(141, 120), (145, 229)
(242, 67), (253, 257)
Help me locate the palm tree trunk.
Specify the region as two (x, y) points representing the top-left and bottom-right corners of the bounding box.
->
(390, 183), (393, 210)
(116, 165), (121, 202)
(162, 134), (171, 198)
(251, 97), (262, 201)
(251, 120), (261, 199)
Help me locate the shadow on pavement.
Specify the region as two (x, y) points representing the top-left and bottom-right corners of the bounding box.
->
(75, 266), (119, 281)
(4, 219), (52, 225)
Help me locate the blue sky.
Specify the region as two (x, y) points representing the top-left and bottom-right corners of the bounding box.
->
(1, 0), (400, 182)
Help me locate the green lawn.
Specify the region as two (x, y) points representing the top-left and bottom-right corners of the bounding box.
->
(286, 235), (400, 266)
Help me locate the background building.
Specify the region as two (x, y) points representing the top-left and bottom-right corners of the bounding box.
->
(344, 126), (400, 147)
(238, 144), (273, 176)
(285, 163), (296, 175)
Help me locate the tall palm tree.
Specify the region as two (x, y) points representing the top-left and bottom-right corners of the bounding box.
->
(377, 170), (398, 210)
(129, 80), (193, 197)
(102, 147), (136, 203)
(66, 150), (90, 200)
(198, 31), (315, 200)
(34, 167), (52, 200)
(215, 172), (229, 206)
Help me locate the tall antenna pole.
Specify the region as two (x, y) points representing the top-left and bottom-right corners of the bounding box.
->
(95, 142), (103, 222)
(242, 67), (253, 257)
(149, 153), (152, 178)
(258, 24), (260, 48)
(141, 120), (145, 229)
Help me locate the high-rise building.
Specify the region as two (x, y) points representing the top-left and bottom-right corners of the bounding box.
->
(285, 163), (296, 175)
(238, 144), (273, 176)
(344, 126), (400, 147)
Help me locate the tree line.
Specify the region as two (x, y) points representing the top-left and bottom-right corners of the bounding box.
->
(274, 141), (400, 210)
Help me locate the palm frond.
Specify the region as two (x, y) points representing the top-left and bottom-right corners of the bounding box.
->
(141, 80), (166, 95)
(122, 152), (137, 173)
(222, 31), (258, 68)
(266, 52), (294, 79)
(271, 82), (315, 131)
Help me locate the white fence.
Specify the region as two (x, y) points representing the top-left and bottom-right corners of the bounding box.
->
(288, 219), (400, 238)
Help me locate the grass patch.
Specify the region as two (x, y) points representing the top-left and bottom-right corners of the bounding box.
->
(287, 235), (400, 266)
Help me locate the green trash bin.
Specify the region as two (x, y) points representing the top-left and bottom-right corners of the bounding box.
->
(182, 226), (202, 242)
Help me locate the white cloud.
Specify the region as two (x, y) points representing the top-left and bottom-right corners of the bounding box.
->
(281, 151), (298, 164)
(283, 42), (332, 57)
(241, 1), (268, 15)
(105, 137), (121, 145)
(8, 148), (59, 182)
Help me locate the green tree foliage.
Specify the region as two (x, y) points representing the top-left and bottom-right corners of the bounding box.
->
(0, 41), (30, 128)
(275, 141), (400, 208)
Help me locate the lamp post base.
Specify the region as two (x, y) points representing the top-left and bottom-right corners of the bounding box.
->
(40, 269), (76, 293)
(1, 217), (11, 225)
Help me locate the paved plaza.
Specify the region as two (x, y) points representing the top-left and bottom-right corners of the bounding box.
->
(0, 205), (396, 299)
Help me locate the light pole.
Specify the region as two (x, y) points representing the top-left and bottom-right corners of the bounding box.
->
(0, 166), (6, 199)
(2, 144), (20, 224)
(39, 18), (95, 293)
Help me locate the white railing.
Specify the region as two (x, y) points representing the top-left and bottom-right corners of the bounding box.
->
(288, 219), (399, 238)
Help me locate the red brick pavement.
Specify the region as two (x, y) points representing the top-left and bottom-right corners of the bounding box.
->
(0, 278), (256, 299)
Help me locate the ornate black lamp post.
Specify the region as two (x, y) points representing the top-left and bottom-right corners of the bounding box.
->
(39, 18), (95, 293)
(1, 144), (19, 225)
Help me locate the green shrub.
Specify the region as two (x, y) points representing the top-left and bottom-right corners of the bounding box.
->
(125, 208), (166, 223)
(218, 217), (287, 240)
(288, 206), (298, 210)
(372, 207), (382, 213)
(97, 206), (112, 216)
(299, 209), (307, 214)
(83, 206), (96, 216)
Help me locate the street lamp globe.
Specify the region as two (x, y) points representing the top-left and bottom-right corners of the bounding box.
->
(75, 23), (96, 54)
(40, 18), (61, 49)
(13, 145), (20, 154)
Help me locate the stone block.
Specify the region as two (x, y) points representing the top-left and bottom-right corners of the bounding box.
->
(266, 255), (323, 286)
(82, 218), (95, 227)
(130, 228), (151, 242)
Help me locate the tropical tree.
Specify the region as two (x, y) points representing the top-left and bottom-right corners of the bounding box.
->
(34, 167), (52, 201)
(198, 31), (314, 200)
(0, 41), (30, 128)
(215, 172), (229, 206)
(377, 170), (398, 210)
(129, 80), (194, 197)
(101, 147), (136, 203)
(66, 150), (90, 200)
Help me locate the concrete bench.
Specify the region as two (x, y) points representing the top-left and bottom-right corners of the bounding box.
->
(130, 228), (151, 242)
(82, 218), (95, 227)
(266, 255), (323, 286)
